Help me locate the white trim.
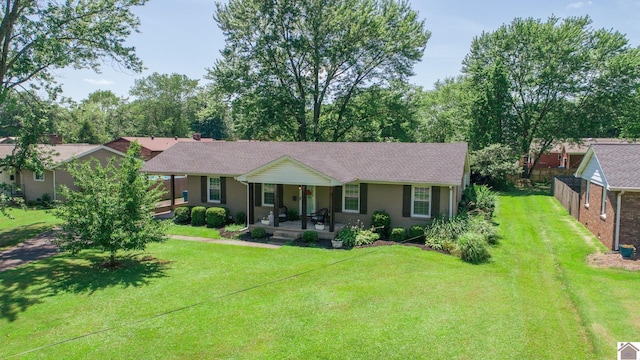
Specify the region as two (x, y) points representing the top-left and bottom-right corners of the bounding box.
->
(615, 191), (625, 250)
(33, 171), (45, 182)
(262, 183), (275, 207)
(342, 183), (360, 213)
(448, 186), (453, 219)
(207, 176), (221, 203)
(585, 180), (590, 207)
(411, 185), (431, 218)
(600, 185), (607, 219)
(53, 170), (57, 200)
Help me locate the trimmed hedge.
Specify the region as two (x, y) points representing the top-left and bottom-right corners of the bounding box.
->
(390, 227), (406, 242)
(206, 207), (226, 228)
(371, 210), (391, 238)
(302, 230), (318, 243)
(235, 211), (246, 225)
(408, 225), (426, 241)
(251, 228), (267, 239)
(173, 207), (191, 224)
(191, 206), (206, 226)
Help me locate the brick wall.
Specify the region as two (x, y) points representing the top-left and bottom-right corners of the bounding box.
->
(578, 180), (617, 250)
(104, 139), (155, 160)
(619, 192), (640, 249)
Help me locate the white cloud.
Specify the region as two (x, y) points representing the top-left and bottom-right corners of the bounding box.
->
(83, 78), (114, 85)
(567, 1), (593, 9)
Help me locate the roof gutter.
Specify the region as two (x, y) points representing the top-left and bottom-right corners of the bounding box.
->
(614, 191), (625, 251)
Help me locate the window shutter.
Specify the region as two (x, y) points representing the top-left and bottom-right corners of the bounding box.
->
(431, 186), (440, 216)
(333, 186), (342, 213)
(402, 185), (411, 217)
(255, 183), (262, 206)
(201, 176), (207, 203)
(359, 183), (368, 215)
(277, 184), (284, 206)
(220, 177), (227, 204)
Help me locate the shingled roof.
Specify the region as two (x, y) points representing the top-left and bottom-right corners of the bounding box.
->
(141, 141), (469, 185)
(588, 144), (640, 189)
(0, 144), (123, 167)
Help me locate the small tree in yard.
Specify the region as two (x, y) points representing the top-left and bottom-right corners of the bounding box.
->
(55, 142), (167, 267)
(470, 144), (521, 188)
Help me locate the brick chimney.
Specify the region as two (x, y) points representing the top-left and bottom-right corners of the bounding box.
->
(48, 134), (62, 144)
(193, 133), (202, 141)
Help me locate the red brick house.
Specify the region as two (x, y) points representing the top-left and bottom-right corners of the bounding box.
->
(575, 144), (640, 251)
(524, 138), (633, 170)
(104, 134), (213, 160)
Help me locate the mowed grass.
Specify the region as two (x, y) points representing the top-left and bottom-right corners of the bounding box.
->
(0, 191), (638, 358)
(165, 222), (221, 239)
(0, 208), (60, 250)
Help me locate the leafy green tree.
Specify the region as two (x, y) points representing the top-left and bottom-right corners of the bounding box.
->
(470, 144), (522, 188)
(417, 76), (471, 143)
(462, 16), (640, 177)
(77, 120), (101, 144)
(129, 72), (200, 137)
(55, 142), (167, 267)
(210, 0), (430, 141)
(192, 90), (232, 140)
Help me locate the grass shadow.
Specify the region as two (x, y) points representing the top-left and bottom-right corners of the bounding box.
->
(0, 223), (55, 250)
(499, 187), (552, 197)
(0, 252), (169, 322)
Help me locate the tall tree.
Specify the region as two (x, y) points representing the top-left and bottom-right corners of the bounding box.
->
(210, 0), (430, 141)
(417, 76), (471, 143)
(129, 72), (200, 137)
(462, 16), (640, 177)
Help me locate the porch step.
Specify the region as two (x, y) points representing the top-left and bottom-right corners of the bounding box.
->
(269, 235), (296, 244)
(272, 230), (300, 240)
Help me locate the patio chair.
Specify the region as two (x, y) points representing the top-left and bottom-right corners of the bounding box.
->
(279, 205), (288, 222)
(310, 208), (329, 224)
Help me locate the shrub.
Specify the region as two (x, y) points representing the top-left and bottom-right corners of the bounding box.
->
(173, 207), (191, 224)
(390, 227), (406, 242)
(467, 215), (498, 245)
(251, 228), (267, 239)
(206, 207), (226, 228)
(458, 232), (491, 264)
(460, 184), (496, 218)
(371, 210), (391, 238)
(40, 193), (53, 207)
(191, 206), (206, 226)
(355, 229), (379, 246)
(424, 214), (468, 250)
(408, 225), (426, 241)
(221, 207), (232, 224)
(235, 211), (246, 225)
(287, 208), (299, 221)
(302, 230), (318, 243)
(337, 225), (358, 248)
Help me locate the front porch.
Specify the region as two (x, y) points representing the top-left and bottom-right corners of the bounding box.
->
(248, 220), (344, 241)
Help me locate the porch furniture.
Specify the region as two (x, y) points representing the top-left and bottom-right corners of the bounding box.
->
(279, 205), (288, 222)
(310, 208), (329, 224)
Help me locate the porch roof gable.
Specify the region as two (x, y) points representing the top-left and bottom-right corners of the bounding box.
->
(236, 156), (343, 186)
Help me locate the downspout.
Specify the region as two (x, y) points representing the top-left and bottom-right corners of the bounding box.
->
(239, 180), (250, 230)
(615, 191), (625, 251)
(449, 186), (453, 219)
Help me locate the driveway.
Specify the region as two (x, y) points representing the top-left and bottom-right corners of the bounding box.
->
(0, 231), (60, 272)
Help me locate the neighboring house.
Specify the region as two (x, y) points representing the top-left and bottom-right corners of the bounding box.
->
(525, 138), (634, 170)
(575, 144), (640, 251)
(0, 144), (126, 202)
(104, 133), (213, 160)
(0, 137), (16, 144)
(141, 141), (471, 231)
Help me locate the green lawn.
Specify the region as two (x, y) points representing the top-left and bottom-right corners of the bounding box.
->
(1, 191), (638, 358)
(165, 222), (222, 239)
(0, 208), (60, 250)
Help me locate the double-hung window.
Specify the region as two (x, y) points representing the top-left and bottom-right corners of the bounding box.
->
(34, 171), (45, 182)
(263, 183), (275, 206)
(343, 183), (360, 213)
(411, 186), (431, 218)
(208, 177), (221, 203)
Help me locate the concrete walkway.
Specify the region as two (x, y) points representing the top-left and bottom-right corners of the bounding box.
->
(0, 232), (280, 272)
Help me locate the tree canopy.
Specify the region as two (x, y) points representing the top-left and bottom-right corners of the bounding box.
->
(210, 0), (430, 141)
(462, 15), (640, 177)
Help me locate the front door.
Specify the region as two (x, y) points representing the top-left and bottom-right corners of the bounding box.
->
(299, 186), (316, 216)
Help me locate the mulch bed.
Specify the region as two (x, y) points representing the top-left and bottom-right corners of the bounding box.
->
(587, 252), (640, 271)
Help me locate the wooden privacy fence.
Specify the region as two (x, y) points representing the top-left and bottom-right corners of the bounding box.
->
(552, 176), (581, 220)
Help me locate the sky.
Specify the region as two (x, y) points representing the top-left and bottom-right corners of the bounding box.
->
(55, 0), (640, 101)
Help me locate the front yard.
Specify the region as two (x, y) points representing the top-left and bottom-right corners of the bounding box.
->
(1, 191), (639, 358)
